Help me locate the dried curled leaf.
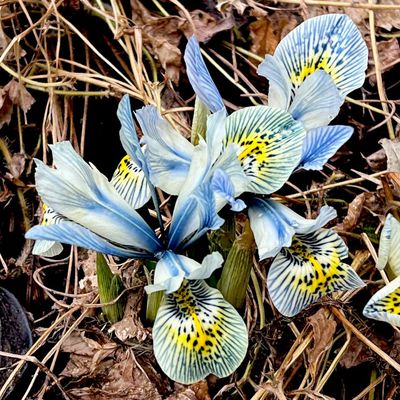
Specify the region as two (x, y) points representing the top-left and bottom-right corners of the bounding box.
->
(380, 138), (400, 172)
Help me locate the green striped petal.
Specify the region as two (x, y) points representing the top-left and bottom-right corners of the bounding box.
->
(268, 228), (365, 317)
(110, 155), (151, 209)
(153, 280), (248, 384)
(363, 276), (400, 326)
(222, 106), (305, 194)
(32, 204), (65, 256)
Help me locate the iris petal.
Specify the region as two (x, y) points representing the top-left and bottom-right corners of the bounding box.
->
(299, 125), (353, 170)
(35, 141), (161, 253)
(248, 198), (337, 259)
(27, 222), (153, 258)
(269, 14), (368, 98)
(223, 106), (306, 194)
(153, 279), (248, 384)
(268, 228), (365, 317)
(363, 275), (400, 327)
(288, 70), (343, 130)
(145, 251), (223, 294)
(184, 36), (225, 113)
(136, 105), (194, 195)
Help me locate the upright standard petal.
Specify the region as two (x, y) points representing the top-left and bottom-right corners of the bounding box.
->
(363, 275), (400, 327)
(267, 228), (365, 317)
(35, 141), (161, 254)
(168, 141), (224, 251)
(222, 106), (306, 194)
(376, 214), (400, 279)
(110, 155), (151, 209)
(184, 36), (225, 113)
(269, 14), (368, 98)
(32, 205), (64, 257)
(27, 221), (154, 258)
(288, 70), (343, 130)
(145, 251), (223, 294)
(117, 95), (150, 177)
(153, 280), (248, 384)
(298, 125), (353, 170)
(211, 169), (246, 212)
(248, 198), (337, 259)
(136, 105), (194, 195)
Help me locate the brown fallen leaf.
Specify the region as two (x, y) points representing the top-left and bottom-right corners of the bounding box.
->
(249, 13), (299, 57)
(190, 9), (234, 42)
(6, 153), (25, 180)
(364, 148), (387, 171)
(336, 193), (366, 232)
(307, 309), (337, 381)
(380, 138), (400, 171)
(167, 381), (211, 400)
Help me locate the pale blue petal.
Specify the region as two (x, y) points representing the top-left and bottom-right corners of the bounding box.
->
(26, 222), (154, 258)
(298, 125), (353, 170)
(257, 55), (291, 110)
(117, 95), (150, 177)
(136, 105), (194, 195)
(273, 14), (368, 97)
(377, 214), (400, 278)
(167, 141), (224, 250)
(184, 36), (225, 113)
(288, 70), (343, 130)
(211, 169), (246, 212)
(206, 108), (229, 165)
(145, 251), (223, 294)
(35, 142), (161, 254)
(248, 198), (337, 260)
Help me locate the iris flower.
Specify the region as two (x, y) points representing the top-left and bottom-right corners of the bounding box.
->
(26, 96), (248, 384)
(140, 14), (367, 316)
(363, 214), (400, 326)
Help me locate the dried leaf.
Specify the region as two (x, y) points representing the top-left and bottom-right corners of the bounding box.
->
(249, 13), (298, 57)
(336, 193), (366, 232)
(167, 381), (211, 400)
(380, 138), (400, 171)
(7, 153), (25, 180)
(340, 337), (374, 368)
(368, 38), (400, 84)
(307, 309), (336, 380)
(4, 80), (35, 113)
(190, 10), (235, 42)
(364, 148), (387, 171)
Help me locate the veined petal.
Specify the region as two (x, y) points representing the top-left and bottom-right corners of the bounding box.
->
(211, 169), (246, 212)
(223, 106), (305, 194)
(363, 275), (400, 326)
(268, 229), (365, 317)
(26, 222), (153, 258)
(168, 141), (224, 250)
(376, 214), (400, 278)
(136, 105), (194, 195)
(153, 280), (248, 384)
(248, 198), (337, 259)
(32, 205), (65, 257)
(298, 125), (353, 170)
(207, 108), (229, 165)
(110, 155), (151, 209)
(184, 36), (225, 113)
(288, 70), (343, 130)
(117, 95), (150, 177)
(257, 55), (291, 110)
(145, 251), (224, 294)
(271, 14), (367, 98)
(36, 141), (161, 254)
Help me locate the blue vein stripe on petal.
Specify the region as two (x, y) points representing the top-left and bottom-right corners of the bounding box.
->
(26, 222), (154, 258)
(153, 280), (248, 384)
(273, 14), (368, 97)
(184, 36), (225, 113)
(288, 70), (343, 130)
(298, 125), (353, 170)
(36, 142), (161, 253)
(223, 106), (306, 194)
(267, 228), (364, 317)
(110, 155), (151, 209)
(363, 275), (400, 327)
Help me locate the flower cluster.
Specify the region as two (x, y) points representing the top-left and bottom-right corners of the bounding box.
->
(27, 14), (370, 384)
